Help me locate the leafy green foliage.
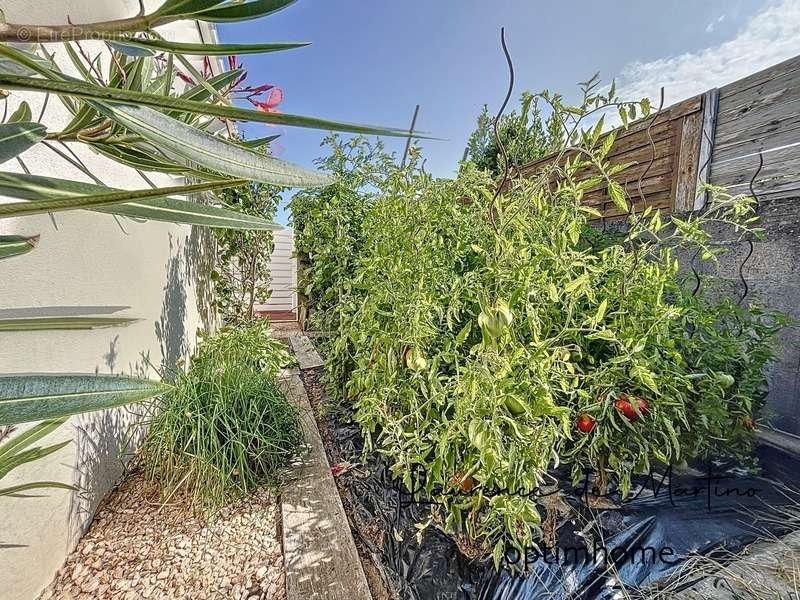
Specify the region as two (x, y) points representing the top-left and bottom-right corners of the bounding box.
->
(0, 7), (417, 219)
(0, 0), (404, 506)
(290, 135), (395, 331)
(0, 418), (75, 497)
(466, 92), (562, 175)
(142, 322), (300, 512)
(307, 82), (786, 563)
(193, 319), (293, 377)
(211, 173), (281, 323)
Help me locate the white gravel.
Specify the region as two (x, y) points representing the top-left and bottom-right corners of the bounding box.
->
(41, 468), (285, 600)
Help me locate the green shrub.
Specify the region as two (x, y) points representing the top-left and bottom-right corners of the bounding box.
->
(466, 91), (562, 176)
(317, 81), (786, 564)
(211, 176), (282, 324)
(290, 134), (395, 332)
(194, 319), (293, 377)
(143, 324), (301, 512)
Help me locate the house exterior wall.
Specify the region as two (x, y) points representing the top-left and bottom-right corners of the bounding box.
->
(0, 2), (218, 598)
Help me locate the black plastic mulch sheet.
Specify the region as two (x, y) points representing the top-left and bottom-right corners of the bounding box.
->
(305, 374), (800, 600)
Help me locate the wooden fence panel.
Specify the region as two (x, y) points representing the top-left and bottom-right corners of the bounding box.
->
(710, 55), (800, 200)
(516, 95), (706, 221)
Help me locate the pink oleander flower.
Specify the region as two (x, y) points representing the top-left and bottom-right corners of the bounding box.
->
(175, 70), (196, 85)
(250, 87), (284, 113)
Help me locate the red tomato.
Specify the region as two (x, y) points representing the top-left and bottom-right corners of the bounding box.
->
(615, 396), (648, 421)
(576, 414), (596, 433)
(450, 471), (475, 492)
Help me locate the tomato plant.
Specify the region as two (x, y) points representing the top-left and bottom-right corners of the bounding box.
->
(296, 80), (787, 565)
(290, 134), (395, 334)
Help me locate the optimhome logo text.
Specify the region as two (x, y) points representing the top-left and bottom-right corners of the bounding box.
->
(505, 541), (679, 570)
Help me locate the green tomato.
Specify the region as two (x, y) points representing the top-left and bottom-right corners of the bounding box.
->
(715, 373), (735, 389)
(504, 396), (526, 416)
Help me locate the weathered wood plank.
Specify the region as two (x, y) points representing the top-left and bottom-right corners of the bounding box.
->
(518, 96), (700, 175)
(695, 88), (719, 211)
(524, 129), (674, 183)
(279, 372), (372, 600)
(718, 53), (800, 97)
(601, 121), (674, 159)
(583, 172), (674, 206)
(523, 138), (673, 193)
(711, 144), (800, 185)
(580, 155), (674, 196)
(716, 150), (800, 196)
(516, 94), (701, 219)
(713, 98), (800, 149)
(718, 176), (800, 199)
(674, 111), (703, 212)
(717, 71), (800, 126)
(711, 163), (800, 198)
(290, 334), (324, 370)
(712, 121), (800, 163)
(591, 195), (673, 220)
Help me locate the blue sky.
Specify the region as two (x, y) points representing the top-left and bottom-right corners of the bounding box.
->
(219, 0), (800, 224)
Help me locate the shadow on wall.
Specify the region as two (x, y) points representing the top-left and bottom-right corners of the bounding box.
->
(156, 233), (190, 382)
(156, 226), (217, 381)
(186, 221), (217, 335)
(66, 224), (216, 540)
(67, 404), (148, 544)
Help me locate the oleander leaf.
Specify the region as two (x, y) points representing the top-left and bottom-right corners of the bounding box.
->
(0, 481), (77, 497)
(108, 42), (155, 58)
(0, 417), (66, 462)
(7, 101), (32, 123)
(0, 172), (280, 230)
(193, 0), (297, 22)
(0, 441), (70, 479)
(0, 122), (47, 164)
(0, 235), (39, 260)
(179, 69), (243, 103)
(88, 143), (191, 174)
(243, 134), (280, 148)
(106, 37), (309, 56)
(0, 374), (172, 425)
(92, 103), (333, 187)
(0, 176), (242, 218)
(99, 196), (281, 229)
(0, 317), (140, 331)
(153, 0), (227, 18)
(0, 74), (429, 138)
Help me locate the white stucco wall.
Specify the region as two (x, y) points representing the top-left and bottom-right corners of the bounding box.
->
(0, 2), (218, 597)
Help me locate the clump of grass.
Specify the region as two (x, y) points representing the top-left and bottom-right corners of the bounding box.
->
(142, 324), (302, 513)
(194, 318), (294, 376)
